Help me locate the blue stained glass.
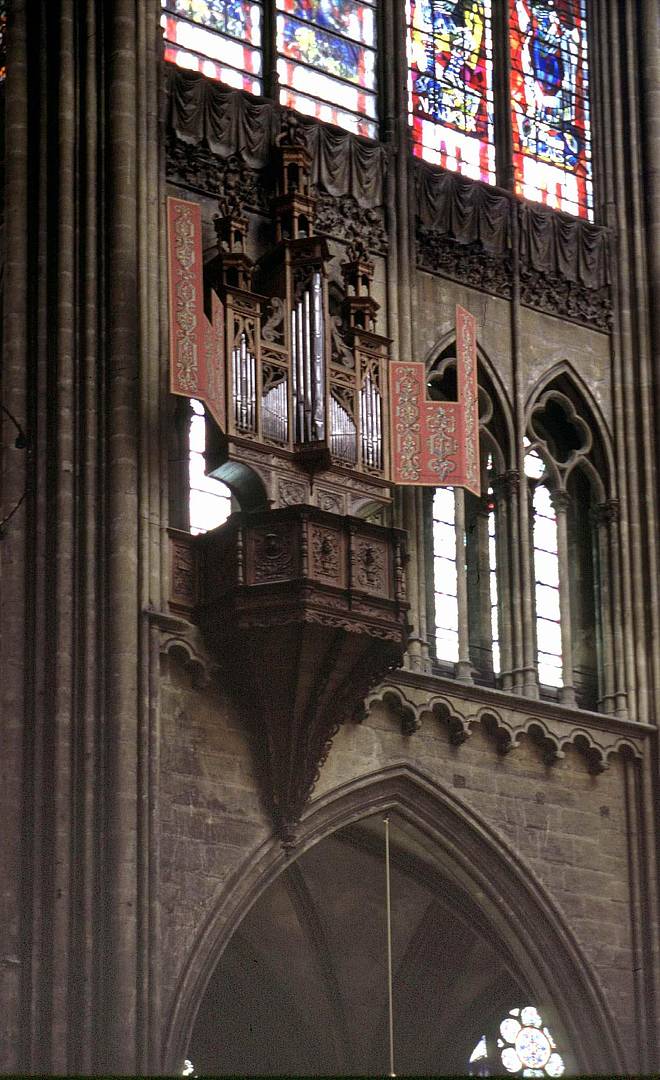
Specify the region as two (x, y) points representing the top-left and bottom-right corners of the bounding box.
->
(276, 0), (376, 47)
(165, 0), (261, 43)
(510, 0), (593, 218)
(278, 13), (375, 88)
(407, 0), (496, 183)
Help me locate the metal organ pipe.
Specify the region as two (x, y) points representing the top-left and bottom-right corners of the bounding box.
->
(311, 272), (325, 441)
(360, 372), (383, 470)
(232, 331), (257, 434)
(303, 289), (312, 442)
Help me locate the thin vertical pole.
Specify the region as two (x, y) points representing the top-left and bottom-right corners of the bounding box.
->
(384, 816), (396, 1078)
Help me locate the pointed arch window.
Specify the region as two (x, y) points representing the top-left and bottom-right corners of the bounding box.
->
(526, 388), (614, 710)
(427, 348), (509, 684)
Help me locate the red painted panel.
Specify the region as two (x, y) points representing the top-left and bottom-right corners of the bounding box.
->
(167, 196), (226, 429)
(389, 306), (480, 495)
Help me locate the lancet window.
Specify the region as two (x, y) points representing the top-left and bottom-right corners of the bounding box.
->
(510, 0), (593, 218)
(427, 351), (508, 684)
(525, 387), (611, 710)
(406, 0), (594, 218)
(276, 0), (378, 137)
(162, 0), (264, 93)
(406, 0), (496, 183)
(161, 0), (378, 137)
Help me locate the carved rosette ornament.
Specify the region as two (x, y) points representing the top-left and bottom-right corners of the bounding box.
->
(173, 506), (409, 846)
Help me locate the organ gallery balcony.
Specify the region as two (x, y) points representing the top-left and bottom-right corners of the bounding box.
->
(169, 505), (409, 844)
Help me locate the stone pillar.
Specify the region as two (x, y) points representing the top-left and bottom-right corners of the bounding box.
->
(492, 473), (516, 691)
(0, 2), (164, 1072)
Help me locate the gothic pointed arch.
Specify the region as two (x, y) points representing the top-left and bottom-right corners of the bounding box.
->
(524, 367), (620, 710)
(163, 765), (625, 1075)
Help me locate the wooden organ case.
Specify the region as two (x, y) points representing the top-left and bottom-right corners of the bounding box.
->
(167, 123), (409, 845)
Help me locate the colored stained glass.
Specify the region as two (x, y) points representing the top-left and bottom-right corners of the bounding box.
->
(407, 0), (495, 183)
(164, 0), (261, 42)
(162, 1), (263, 94)
(277, 14), (375, 89)
(276, 0), (378, 139)
(510, 0), (593, 219)
(470, 1006), (566, 1077)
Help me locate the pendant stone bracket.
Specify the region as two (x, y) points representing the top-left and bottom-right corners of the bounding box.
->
(170, 507), (409, 847)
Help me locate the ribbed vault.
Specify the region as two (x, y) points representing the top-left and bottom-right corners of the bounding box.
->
(189, 815), (534, 1075)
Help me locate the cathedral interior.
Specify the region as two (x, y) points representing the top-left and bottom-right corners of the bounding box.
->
(1, 0), (660, 1075)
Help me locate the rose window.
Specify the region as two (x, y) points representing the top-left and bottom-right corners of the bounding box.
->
(469, 1005), (566, 1077)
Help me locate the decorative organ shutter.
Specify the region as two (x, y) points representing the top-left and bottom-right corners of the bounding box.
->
(167, 196), (226, 430)
(389, 306), (480, 495)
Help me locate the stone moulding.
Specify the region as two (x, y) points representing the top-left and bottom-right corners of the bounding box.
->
(367, 675), (648, 774)
(165, 509), (409, 846)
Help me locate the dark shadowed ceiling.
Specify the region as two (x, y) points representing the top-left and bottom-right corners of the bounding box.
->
(189, 813), (527, 1075)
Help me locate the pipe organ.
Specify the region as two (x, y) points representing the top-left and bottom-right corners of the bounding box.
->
(168, 120), (394, 516)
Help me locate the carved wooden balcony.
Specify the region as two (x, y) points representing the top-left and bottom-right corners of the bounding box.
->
(169, 506), (409, 845)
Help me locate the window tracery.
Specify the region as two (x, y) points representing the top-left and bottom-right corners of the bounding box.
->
(469, 1005), (566, 1077)
(526, 387), (606, 708)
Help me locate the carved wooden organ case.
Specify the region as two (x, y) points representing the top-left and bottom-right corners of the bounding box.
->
(168, 129), (393, 518)
(167, 126), (409, 845)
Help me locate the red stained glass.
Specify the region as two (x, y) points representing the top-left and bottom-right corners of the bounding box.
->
(276, 0), (378, 137)
(162, 1), (263, 94)
(407, 0), (495, 184)
(510, 0), (593, 219)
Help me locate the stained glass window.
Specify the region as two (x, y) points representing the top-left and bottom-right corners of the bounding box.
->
(510, 0), (593, 219)
(189, 400), (232, 535)
(469, 1005), (566, 1077)
(162, 0), (263, 94)
(276, 0), (378, 138)
(406, 0), (495, 183)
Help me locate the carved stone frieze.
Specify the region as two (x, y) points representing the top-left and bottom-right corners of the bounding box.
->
(416, 229), (512, 298)
(367, 675), (647, 774)
(166, 136), (270, 211)
(415, 225), (612, 331)
(314, 192), (388, 254)
(520, 267), (612, 332)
